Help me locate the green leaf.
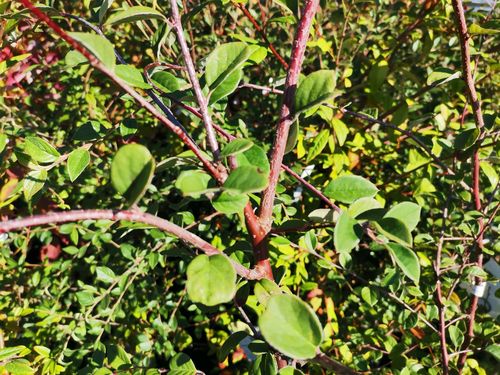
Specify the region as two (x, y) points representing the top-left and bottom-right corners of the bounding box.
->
(348, 197), (383, 219)
(385, 243), (420, 283)
(111, 144), (155, 205)
(279, 367), (305, 375)
(469, 23), (499, 35)
(485, 344), (500, 361)
(334, 211), (363, 253)
(67, 148), (90, 182)
(235, 145), (270, 174)
(175, 170), (212, 197)
(220, 139), (254, 157)
(205, 42), (258, 92)
(209, 69), (243, 104)
(295, 70), (336, 114)
(254, 279), (282, 306)
(107, 344), (131, 369)
(374, 217), (412, 247)
(5, 359), (34, 375)
(0, 133), (8, 153)
(306, 129), (329, 163)
(448, 325), (464, 348)
(151, 71), (180, 93)
(23, 169), (47, 200)
(285, 119), (299, 154)
(324, 175), (378, 203)
(427, 68), (461, 86)
(331, 117), (348, 146)
(169, 353), (196, 375)
(115, 65), (151, 89)
(368, 60), (389, 90)
(223, 166), (268, 194)
(454, 127), (480, 150)
(98, 0), (115, 24)
(251, 353), (278, 375)
(96, 266), (116, 284)
(68, 32), (116, 71)
(0, 346), (29, 362)
(361, 286), (378, 307)
(24, 136), (60, 164)
(385, 202), (421, 232)
(258, 294), (323, 359)
(76, 291), (94, 306)
(212, 191), (248, 214)
(186, 254), (237, 306)
(217, 331), (248, 362)
(104, 6), (166, 26)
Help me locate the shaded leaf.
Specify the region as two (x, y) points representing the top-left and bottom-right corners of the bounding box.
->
(295, 70), (336, 114)
(385, 202), (421, 232)
(375, 217), (413, 247)
(334, 211), (363, 253)
(385, 243), (420, 283)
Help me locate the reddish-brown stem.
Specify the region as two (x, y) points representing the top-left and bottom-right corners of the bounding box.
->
(19, 0), (221, 181)
(235, 3), (289, 70)
(451, 0), (486, 370)
(169, 0), (221, 160)
(0, 209), (263, 279)
(259, 0), (320, 231)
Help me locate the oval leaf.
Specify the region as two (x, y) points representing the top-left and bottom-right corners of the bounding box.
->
(258, 294), (323, 359)
(324, 175), (378, 204)
(24, 136), (60, 164)
(334, 211), (363, 253)
(115, 65), (151, 89)
(385, 243), (420, 283)
(175, 170), (212, 197)
(186, 254), (237, 306)
(111, 144), (155, 205)
(212, 191), (249, 214)
(223, 166), (268, 194)
(67, 148), (90, 182)
(374, 217), (413, 247)
(220, 139), (254, 158)
(104, 6), (166, 26)
(384, 202), (421, 232)
(295, 70), (336, 114)
(235, 145), (270, 175)
(23, 169), (47, 200)
(68, 32), (116, 71)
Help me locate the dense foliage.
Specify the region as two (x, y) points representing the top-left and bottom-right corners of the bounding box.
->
(0, 0), (498, 374)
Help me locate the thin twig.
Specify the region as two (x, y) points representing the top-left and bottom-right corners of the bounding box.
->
(169, 0), (221, 160)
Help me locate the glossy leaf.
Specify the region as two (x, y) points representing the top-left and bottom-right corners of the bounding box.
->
(375, 217), (412, 247)
(385, 243), (420, 283)
(324, 175), (378, 203)
(385, 202), (421, 232)
(295, 70), (336, 114)
(223, 166), (268, 194)
(23, 169), (47, 200)
(24, 136), (60, 164)
(68, 32), (116, 71)
(105, 6), (166, 26)
(258, 294), (323, 359)
(334, 211), (363, 253)
(67, 148), (90, 182)
(110, 144), (155, 205)
(151, 71), (180, 93)
(115, 65), (151, 89)
(186, 254), (236, 306)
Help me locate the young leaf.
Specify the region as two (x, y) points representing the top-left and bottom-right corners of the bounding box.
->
(206, 42), (257, 88)
(212, 191), (248, 215)
(223, 166), (268, 194)
(324, 175), (378, 203)
(110, 144), (155, 205)
(115, 65), (151, 89)
(186, 254), (237, 306)
(104, 6), (166, 26)
(175, 170), (212, 197)
(374, 217), (413, 247)
(295, 70), (336, 114)
(385, 243), (420, 283)
(23, 169), (47, 200)
(24, 136), (60, 164)
(220, 139), (254, 157)
(68, 32), (116, 71)
(384, 202), (421, 232)
(258, 294), (323, 359)
(67, 148), (90, 182)
(334, 211), (363, 253)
